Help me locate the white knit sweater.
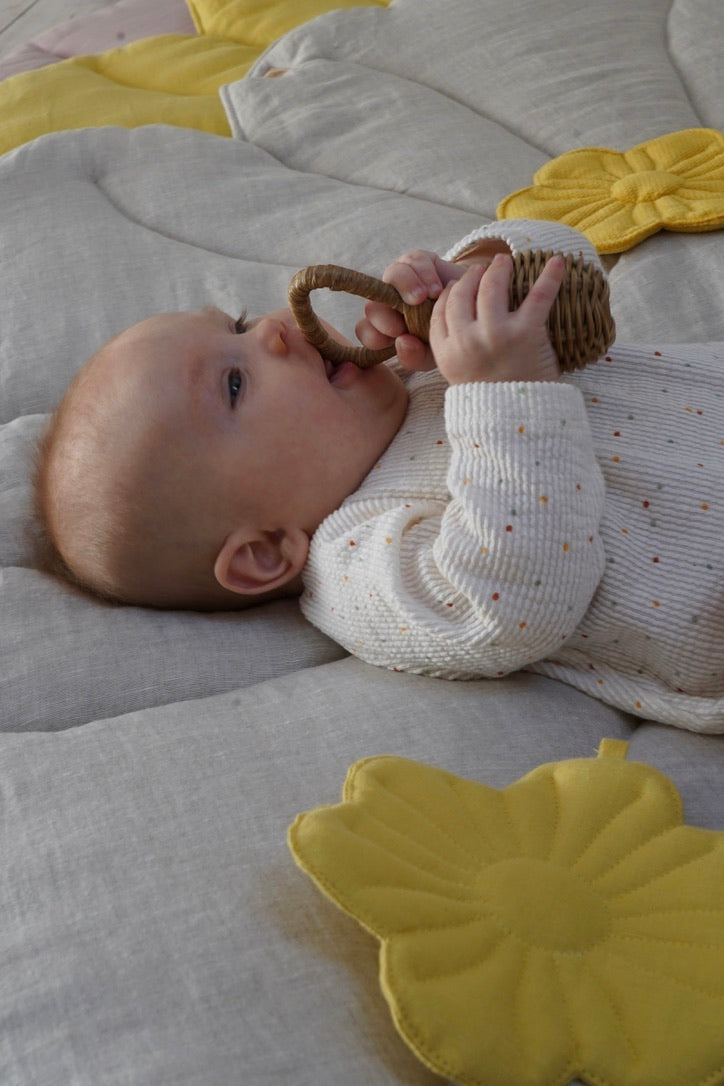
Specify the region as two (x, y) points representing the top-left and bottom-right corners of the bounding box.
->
(301, 221), (724, 732)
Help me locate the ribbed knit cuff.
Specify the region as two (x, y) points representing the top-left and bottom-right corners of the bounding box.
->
(444, 219), (604, 273)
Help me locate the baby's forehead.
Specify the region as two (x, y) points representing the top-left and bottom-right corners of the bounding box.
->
(109, 310), (190, 349)
(74, 305), (236, 434)
(87, 312), (186, 377)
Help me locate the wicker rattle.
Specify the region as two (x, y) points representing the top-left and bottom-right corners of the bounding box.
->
(288, 251), (615, 373)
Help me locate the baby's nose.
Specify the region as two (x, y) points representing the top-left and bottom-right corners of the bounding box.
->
(253, 315), (288, 356)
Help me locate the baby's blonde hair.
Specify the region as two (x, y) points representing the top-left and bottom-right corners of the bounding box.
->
(33, 363), (241, 611)
(33, 366), (121, 601)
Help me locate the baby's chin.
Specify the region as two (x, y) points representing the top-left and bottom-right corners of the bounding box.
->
(371, 363), (410, 437)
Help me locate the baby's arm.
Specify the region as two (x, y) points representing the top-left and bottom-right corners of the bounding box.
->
(303, 379), (606, 678)
(303, 222), (607, 678)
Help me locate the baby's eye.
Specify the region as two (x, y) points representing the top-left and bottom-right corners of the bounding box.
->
(228, 368), (244, 406)
(234, 310), (248, 334)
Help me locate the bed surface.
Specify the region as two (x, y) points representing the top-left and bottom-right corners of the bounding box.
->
(0, 0), (722, 1083)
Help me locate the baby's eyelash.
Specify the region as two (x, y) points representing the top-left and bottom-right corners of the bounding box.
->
(234, 310), (248, 334)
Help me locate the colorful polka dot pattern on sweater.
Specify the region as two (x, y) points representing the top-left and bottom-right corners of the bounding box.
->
(301, 222), (723, 732)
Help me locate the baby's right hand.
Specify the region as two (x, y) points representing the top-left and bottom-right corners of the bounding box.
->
(430, 253), (565, 384)
(355, 249), (466, 371)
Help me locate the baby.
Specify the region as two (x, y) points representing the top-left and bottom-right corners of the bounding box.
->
(35, 220), (723, 732)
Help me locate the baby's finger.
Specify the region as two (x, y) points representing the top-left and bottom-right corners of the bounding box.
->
(516, 254), (566, 322)
(356, 299), (408, 341)
(441, 263), (488, 328)
(475, 252), (514, 319)
(382, 251), (444, 304)
(428, 278), (453, 341)
(355, 316), (394, 351)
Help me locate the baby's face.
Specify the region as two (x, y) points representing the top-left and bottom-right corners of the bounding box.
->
(92, 305), (409, 539)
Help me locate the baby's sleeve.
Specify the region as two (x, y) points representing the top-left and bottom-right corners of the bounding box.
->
(445, 218), (605, 271)
(301, 380), (606, 679)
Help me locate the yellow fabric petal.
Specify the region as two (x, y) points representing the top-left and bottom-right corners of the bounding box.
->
(625, 126), (723, 176)
(532, 146), (631, 185)
(289, 758), (515, 936)
(0, 36), (235, 158)
(343, 756), (519, 864)
(574, 944), (724, 1086)
(290, 811), (482, 936)
(504, 753), (682, 875)
(189, 0), (387, 42)
(289, 745), (724, 1086)
(384, 935), (576, 1086)
(498, 128), (724, 252)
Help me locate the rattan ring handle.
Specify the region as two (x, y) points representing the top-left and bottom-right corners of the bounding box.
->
(288, 251), (615, 373)
(289, 265), (434, 370)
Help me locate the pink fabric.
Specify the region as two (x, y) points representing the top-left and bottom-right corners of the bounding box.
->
(0, 0), (196, 82)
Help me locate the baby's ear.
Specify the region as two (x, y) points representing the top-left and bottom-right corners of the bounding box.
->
(214, 528), (309, 596)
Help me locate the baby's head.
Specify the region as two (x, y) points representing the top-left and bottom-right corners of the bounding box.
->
(35, 306), (408, 609)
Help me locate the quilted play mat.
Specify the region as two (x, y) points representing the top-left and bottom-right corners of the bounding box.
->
(3, 2), (723, 258)
(0, 0), (721, 1082)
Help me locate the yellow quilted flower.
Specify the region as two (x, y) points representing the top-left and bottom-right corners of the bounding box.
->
(289, 740), (724, 1086)
(497, 128), (724, 253)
